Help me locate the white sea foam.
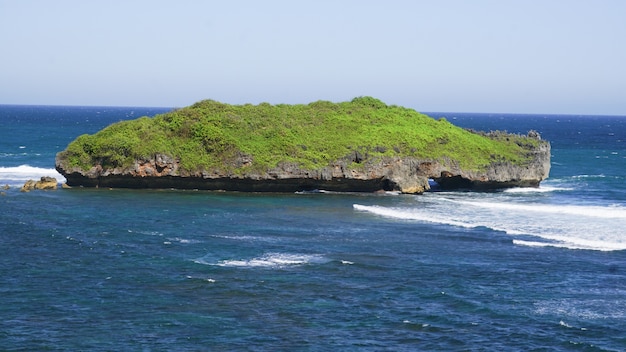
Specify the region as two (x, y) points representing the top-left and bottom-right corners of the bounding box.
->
(572, 174), (606, 179)
(129, 230), (163, 237)
(167, 237), (202, 244)
(195, 253), (328, 268)
(448, 199), (626, 220)
(210, 234), (279, 243)
(186, 275), (216, 283)
(0, 165), (66, 186)
(384, 191), (402, 196)
(513, 240), (624, 252)
(354, 195), (626, 252)
(503, 185), (573, 193)
(512, 240), (553, 248)
(353, 204), (476, 229)
(535, 299), (626, 320)
(559, 320), (573, 328)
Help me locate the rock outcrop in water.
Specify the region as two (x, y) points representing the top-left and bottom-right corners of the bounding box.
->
(20, 176), (58, 192)
(55, 98), (551, 193)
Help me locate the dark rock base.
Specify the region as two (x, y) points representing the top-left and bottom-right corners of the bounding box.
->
(64, 174), (395, 193)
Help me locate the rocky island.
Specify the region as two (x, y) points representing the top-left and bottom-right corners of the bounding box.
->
(55, 97), (550, 194)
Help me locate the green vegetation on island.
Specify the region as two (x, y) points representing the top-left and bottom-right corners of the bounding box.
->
(60, 97), (541, 174)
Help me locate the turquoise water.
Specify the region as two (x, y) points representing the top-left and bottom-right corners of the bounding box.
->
(1, 106), (625, 350)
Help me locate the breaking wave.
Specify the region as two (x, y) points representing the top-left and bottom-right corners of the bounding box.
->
(354, 195), (626, 251)
(0, 165), (65, 186)
(194, 252), (329, 268)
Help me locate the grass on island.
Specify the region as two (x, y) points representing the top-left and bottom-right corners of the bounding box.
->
(60, 97), (541, 174)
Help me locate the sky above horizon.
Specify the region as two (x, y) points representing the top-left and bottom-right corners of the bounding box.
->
(1, 1), (625, 115)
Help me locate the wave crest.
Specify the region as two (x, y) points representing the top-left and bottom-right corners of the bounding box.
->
(354, 198), (626, 251)
(0, 165), (65, 185)
(194, 253), (329, 268)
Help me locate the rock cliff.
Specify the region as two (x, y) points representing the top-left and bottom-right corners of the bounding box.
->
(57, 136), (550, 193)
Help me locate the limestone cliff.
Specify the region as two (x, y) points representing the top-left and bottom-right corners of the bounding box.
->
(56, 136), (550, 193)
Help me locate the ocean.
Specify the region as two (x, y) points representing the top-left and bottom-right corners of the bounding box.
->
(1, 105), (625, 351)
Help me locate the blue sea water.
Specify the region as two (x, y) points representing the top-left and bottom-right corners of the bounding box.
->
(1, 105), (625, 351)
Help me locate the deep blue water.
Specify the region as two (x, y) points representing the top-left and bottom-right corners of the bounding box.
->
(1, 105), (626, 351)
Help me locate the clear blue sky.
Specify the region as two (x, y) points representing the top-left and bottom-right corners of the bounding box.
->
(1, 0), (625, 115)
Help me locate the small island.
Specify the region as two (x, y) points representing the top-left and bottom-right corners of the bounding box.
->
(55, 97), (550, 193)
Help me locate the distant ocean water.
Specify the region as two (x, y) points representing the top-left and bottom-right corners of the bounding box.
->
(1, 105), (625, 351)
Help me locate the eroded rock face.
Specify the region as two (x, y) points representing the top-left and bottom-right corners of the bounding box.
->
(433, 142), (552, 189)
(56, 142), (551, 194)
(20, 177), (58, 192)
